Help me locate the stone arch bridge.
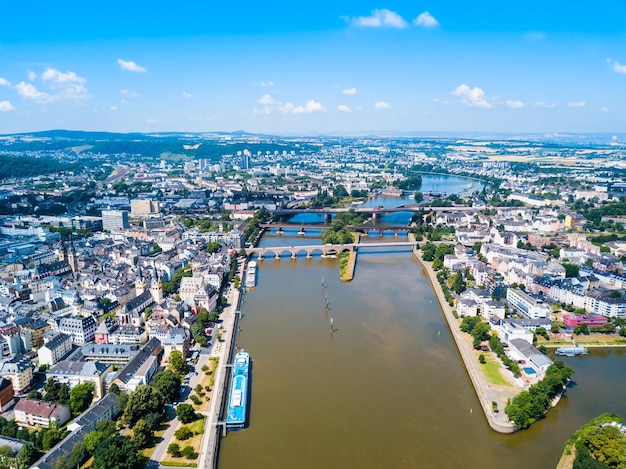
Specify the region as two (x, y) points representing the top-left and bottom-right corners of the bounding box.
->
(245, 241), (417, 260)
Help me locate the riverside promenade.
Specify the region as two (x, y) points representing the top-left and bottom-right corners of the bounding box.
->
(197, 260), (244, 469)
(410, 236), (517, 433)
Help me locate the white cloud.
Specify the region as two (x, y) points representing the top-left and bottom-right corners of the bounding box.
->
(110, 105), (118, 111)
(433, 97), (448, 105)
(42, 68), (86, 84)
(261, 81), (274, 87)
(348, 9), (407, 28)
(146, 118), (158, 124)
(568, 101), (586, 108)
(413, 11), (439, 27)
(182, 91), (192, 99)
(601, 106), (609, 112)
(280, 100), (327, 114)
(15, 82), (53, 103)
(505, 100), (525, 109)
(343, 87), (357, 95)
(59, 83), (91, 100)
(374, 101), (391, 110)
(613, 62), (626, 74)
(118, 59), (147, 72)
(337, 104), (352, 113)
(27, 70), (36, 81)
(120, 89), (139, 98)
(121, 99), (129, 105)
(534, 101), (556, 108)
(0, 78), (11, 87)
(0, 101), (15, 112)
(258, 94), (275, 105)
(452, 84), (492, 108)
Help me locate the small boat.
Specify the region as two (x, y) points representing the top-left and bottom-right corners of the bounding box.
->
(555, 344), (588, 357)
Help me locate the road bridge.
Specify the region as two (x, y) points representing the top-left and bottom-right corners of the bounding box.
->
(259, 223), (411, 236)
(272, 205), (509, 223)
(245, 241), (417, 260)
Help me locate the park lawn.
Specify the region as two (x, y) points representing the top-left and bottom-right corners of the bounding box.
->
(191, 360), (217, 412)
(160, 417), (205, 466)
(480, 355), (510, 387)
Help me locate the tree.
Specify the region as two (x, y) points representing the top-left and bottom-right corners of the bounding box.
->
(167, 443), (181, 457)
(574, 323), (589, 335)
(181, 445), (195, 459)
(150, 370), (181, 403)
(93, 436), (142, 469)
(174, 427), (193, 441)
(478, 354), (486, 364)
(0, 445), (15, 469)
(453, 269), (467, 294)
(176, 404), (197, 424)
(109, 383), (121, 395)
(563, 263), (580, 278)
(169, 350), (189, 374)
(16, 443), (35, 469)
(42, 428), (64, 451)
(131, 419), (153, 449)
(70, 382), (94, 414)
(123, 385), (165, 428)
(206, 241), (221, 254)
(84, 431), (105, 454)
(414, 192), (424, 203)
(27, 390), (42, 400)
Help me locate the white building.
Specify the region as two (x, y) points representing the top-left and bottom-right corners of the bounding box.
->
(506, 288), (550, 319)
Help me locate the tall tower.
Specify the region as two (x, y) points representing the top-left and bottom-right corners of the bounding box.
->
(67, 240), (78, 273)
(150, 267), (163, 304)
(135, 267), (146, 297)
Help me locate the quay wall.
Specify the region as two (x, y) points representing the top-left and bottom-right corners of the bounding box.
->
(410, 236), (516, 434)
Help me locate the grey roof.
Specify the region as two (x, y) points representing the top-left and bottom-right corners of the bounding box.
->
(44, 333), (72, 351)
(510, 338), (553, 368)
(48, 361), (107, 378)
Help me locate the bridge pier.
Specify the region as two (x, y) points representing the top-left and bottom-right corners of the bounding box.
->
(275, 253), (281, 260)
(298, 228), (305, 235)
(258, 253), (264, 260)
(277, 227), (283, 235)
(291, 252), (297, 259)
(324, 213), (332, 225)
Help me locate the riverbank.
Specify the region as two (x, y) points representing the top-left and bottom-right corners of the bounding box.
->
(411, 241), (517, 433)
(197, 259), (244, 469)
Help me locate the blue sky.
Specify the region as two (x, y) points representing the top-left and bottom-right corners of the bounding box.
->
(1, 1), (625, 135)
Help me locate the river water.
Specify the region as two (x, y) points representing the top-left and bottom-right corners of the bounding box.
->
(218, 174), (625, 468)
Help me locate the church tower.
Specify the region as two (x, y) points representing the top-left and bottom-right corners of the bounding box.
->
(150, 267), (163, 304)
(135, 267), (147, 297)
(67, 240), (78, 273)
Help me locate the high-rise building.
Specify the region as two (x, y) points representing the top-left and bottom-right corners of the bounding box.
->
(101, 210), (130, 231)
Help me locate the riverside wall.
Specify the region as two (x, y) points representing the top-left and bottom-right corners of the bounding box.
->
(410, 236), (516, 434)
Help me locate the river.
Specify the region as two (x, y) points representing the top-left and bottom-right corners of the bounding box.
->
(218, 173), (624, 468)
(218, 234), (626, 469)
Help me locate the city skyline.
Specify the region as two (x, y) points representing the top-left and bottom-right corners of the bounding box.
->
(1, 1), (626, 135)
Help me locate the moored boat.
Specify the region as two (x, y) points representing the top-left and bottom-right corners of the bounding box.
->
(555, 344), (589, 357)
(245, 261), (257, 287)
(226, 350), (250, 430)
